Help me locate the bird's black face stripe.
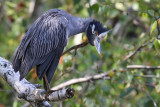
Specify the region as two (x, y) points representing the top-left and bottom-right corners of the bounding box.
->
(86, 20), (107, 46)
(86, 24), (95, 46)
(90, 20), (107, 34)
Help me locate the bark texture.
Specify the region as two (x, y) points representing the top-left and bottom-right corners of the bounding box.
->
(0, 57), (74, 107)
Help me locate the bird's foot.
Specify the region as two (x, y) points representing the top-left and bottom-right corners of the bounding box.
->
(45, 90), (57, 100)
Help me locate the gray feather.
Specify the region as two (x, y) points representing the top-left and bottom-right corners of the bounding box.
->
(12, 9), (68, 81)
(12, 9), (93, 88)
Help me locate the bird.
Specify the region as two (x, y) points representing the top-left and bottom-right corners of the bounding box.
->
(12, 9), (111, 94)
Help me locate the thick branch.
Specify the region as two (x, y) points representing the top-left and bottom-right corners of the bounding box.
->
(0, 57), (74, 107)
(127, 65), (160, 69)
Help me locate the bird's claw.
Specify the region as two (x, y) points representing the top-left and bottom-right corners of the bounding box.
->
(45, 90), (56, 100)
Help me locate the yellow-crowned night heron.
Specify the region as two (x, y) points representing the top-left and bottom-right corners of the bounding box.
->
(12, 9), (110, 93)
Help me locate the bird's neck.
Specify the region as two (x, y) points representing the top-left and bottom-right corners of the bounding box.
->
(68, 16), (92, 37)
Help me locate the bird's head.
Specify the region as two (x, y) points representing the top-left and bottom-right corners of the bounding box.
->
(86, 20), (111, 54)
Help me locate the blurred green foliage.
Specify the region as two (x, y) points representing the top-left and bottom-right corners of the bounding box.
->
(0, 0), (160, 107)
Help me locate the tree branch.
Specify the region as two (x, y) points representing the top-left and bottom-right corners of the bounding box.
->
(124, 42), (149, 61)
(135, 79), (158, 107)
(134, 75), (160, 79)
(156, 18), (160, 35)
(0, 57), (74, 107)
(127, 65), (160, 69)
(62, 41), (88, 56)
(51, 70), (116, 90)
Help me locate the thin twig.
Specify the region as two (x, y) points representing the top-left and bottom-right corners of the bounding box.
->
(135, 79), (158, 107)
(77, 82), (90, 101)
(127, 65), (160, 69)
(145, 83), (155, 88)
(156, 18), (160, 35)
(54, 69), (74, 82)
(51, 70), (117, 90)
(124, 42), (149, 61)
(62, 41), (88, 56)
(134, 75), (160, 79)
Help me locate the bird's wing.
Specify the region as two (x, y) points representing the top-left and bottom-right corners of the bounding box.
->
(29, 14), (68, 59)
(12, 10), (69, 81)
(32, 14), (68, 84)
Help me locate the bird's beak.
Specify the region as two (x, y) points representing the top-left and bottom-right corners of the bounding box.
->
(94, 36), (101, 54)
(94, 29), (112, 54)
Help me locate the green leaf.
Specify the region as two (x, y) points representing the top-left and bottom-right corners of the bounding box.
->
(12, 100), (17, 107)
(84, 98), (95, 107)
(142, 13), (148, 18)
(155, 84), (160, 93)
(154, 38), (160, 50)
(120, 87), (134, 98)
(90, 4), (99, 13)
(6, 1), (16, 8)
(115, 3), (125, 11)
(150, 21), (157, 35)
(105, 0), (111, 3)
(148, 10), (155, 17)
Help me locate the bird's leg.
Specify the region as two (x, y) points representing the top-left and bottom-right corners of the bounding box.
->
(44, 74), (56, 100)
(44, 74), (50, 92)
(44, 74), (50, 99)
(75, 48), (78, 55)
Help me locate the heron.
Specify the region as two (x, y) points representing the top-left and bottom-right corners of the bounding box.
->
(12, 9), (111, 96)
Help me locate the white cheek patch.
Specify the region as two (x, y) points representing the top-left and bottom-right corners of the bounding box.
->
(91, 24), (95, 34)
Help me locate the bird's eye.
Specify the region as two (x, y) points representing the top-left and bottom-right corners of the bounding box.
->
(92, 30), (98, 36)
(93, 30), (98, 36)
